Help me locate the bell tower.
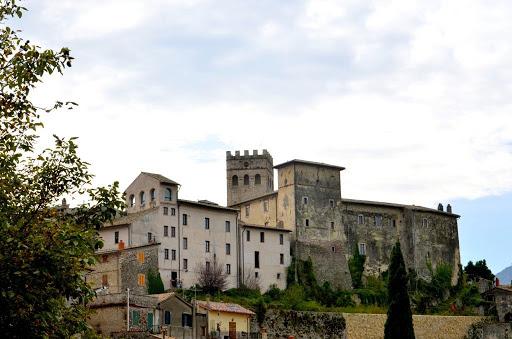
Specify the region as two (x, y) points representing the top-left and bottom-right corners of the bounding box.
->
(226, 149), (274, 206)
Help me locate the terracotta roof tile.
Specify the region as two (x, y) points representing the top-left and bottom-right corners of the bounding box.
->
(196, 300), (255, 315)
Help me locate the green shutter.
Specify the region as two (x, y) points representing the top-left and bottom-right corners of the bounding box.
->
(131, 310), (140, 326)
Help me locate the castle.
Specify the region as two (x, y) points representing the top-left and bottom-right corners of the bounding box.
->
(227, 149), (461, 289)
(92, 149), (460, 293)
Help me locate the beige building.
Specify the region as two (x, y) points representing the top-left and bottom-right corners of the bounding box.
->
(99, 172), (239, 290)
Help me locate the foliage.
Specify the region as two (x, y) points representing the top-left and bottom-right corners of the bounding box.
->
(281, 285), (306, 310)
(241, 268), (261, 291)
(264, 284), (283, 301)
(0, 1), (124, 337)
(464, 260), (494, 282)
(255, 298), (267, 327)
(147, 268), (165, 294)
(384, 242), (415, 339)
(196, 259), (228, 295)
(348, 246), (366, 288)
(355, 275), (387, 306)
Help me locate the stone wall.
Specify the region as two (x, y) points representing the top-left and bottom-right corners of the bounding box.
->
(466, 321), (512, 339)
(120, 245), (159, 295)
(343, 313), (484, 339)
(252, 309), (346, 339)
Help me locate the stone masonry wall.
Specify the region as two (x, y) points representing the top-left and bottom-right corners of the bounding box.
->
(343, 313), (484, 339)
(252, 309), (346, 339)
(120, 245), (159, 295)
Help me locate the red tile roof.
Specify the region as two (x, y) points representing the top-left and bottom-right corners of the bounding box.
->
(196, 300), (255, 316)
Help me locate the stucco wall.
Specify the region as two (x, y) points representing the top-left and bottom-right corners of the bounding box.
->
(343, 313), (484, 339)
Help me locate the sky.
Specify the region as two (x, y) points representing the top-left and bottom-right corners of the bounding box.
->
(12, 0), (512, 273)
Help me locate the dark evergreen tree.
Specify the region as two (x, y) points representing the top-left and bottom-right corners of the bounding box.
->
(348, 246), (366, 288)
(147, 268), (165, 294)
(464, 260), (494, 281)
(384, 242), (415, 339)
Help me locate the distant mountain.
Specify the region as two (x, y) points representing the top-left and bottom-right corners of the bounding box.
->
(497, 265), (512, 285)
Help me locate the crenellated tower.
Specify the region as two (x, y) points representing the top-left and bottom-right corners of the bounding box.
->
(226, 149), (274, 206)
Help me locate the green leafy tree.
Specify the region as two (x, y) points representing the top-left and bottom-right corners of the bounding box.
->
(464, 260), (494, 282)
(147, 268), (165, 294)
(384, 242), (415, 339)
(0, 1), (124, 336)
(348, 246), (366, 288)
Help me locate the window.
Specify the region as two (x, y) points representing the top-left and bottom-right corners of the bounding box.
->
(171, 207), (176, 216)
(171, 226), (176, 237)
(329, 199), (335, 208)
(164, 311), (171, 325)
(131, 310), (140, 326)
(102, 274), (108, 286)
(182, 214), (188, 225)
(139, 191), (145, 205)
(183, 237), (188, 249)
(263, 200), (269, 212)
(164, 188), (172, 201)
(226, 264), (231, 275)
(422, 218), (428, 227)
(137, 274), (145, 286)
(305, 219), (310, 227)
(392, 219), (397, 227)
(255, 271), (259, 278)
(280, 253), (284, 265)
(357, 215), (364, 224)
(204, 217), (210, 230)
(183, 258), (188, 270)
(147, 232), (153, 243)
(129, 194), (135, 207)
(245, 205), (250, 217)
(205, 241), (210, 253)
(260, 232), (265, 243)
(255, 251), (260, 268)
(244, 174), (249, 185)
(137, 252), (145, 263)
(164, 226), (169, 237)
(171, 249), (176, 260)
(205, 261), (211, 270)
(255, 174), (261, 185)
(232, 175), (238, 186)
(332, 246), (336, 253)
(277, 273), (281, 279)
(182, 314), (192, 327)
(303, 196), (308, 205)
(225, 221), (231, 232)
(375, 215), (383, 227)
(150, 188), (156, 201)
(226, 243), (231, 255)
(163, 207), (168, 215)
(330, 221), (334, 229)
(114, 231), (119, 244)
(279, 233), (284, 245)
(164, 249), (169, 260)
(246, 230), (251, 242)
(358, 243), (367, 256)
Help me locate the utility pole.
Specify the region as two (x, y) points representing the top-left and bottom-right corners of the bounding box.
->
(126, 288), (130, 332)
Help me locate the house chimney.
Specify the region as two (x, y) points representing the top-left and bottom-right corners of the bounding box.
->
(437, 203), (444, 212)
(447, 204), (452, 213)
(118, 240), (125, 250)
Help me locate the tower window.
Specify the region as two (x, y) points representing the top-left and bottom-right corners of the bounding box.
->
(329, 199), (335, 208)
(245, 205), (250, 217)
(280, 253), (284, 265)
(129, 194), (135, 207)
(255, 251), (260, 268)
(330, 221), (334, 229)
(163, 207), (168, 215)
(358, 243), (367, 256)
(260, 232), (265, 243)
(232, 175), (238, 186)
(205, 241), (210, 253)
(244, 174), (249, 185)
(164, 188), (172, 201)
(246, 230), (251, 242)
(139, 191), (145, 206)
(375, 215), (383, 227)
(422, 218), (428, 227)
(225, 221), (231, 232)
(150, 188), (156, 201)
(303, 196), (308, 205)
(226, 243), (231, 255)
(279, 233), (284, 245)
(357, 215), (364, 224)
(305, 219), (309, 227)
(255, 174), (261, 185)
(204, 217), (210, 230)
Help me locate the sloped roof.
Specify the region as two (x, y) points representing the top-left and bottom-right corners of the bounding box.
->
(178, 199), (239, 212)
(149, 292), (175, 303)
(102, 207), (158, 228)
(196, 300), (255, 316)
(239, 220), (292, 232)
(274, 159), (345, 171)
(141, 172), (179, 186)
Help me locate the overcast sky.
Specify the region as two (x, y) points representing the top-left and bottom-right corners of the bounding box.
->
(17, 0), (512, 273)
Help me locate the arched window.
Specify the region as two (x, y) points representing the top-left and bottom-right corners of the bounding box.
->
(140, 191), (145, 205)
(129, 194), (135, 207)
(150, 188), (156, 201)
(244, 175), (249, 185)
(255, 174), (261, 185)
(232, 175), (238, 186)
(164, 188), (172, 201)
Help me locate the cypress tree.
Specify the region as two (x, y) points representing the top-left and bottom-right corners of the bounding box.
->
(384, 242), (415, 339)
